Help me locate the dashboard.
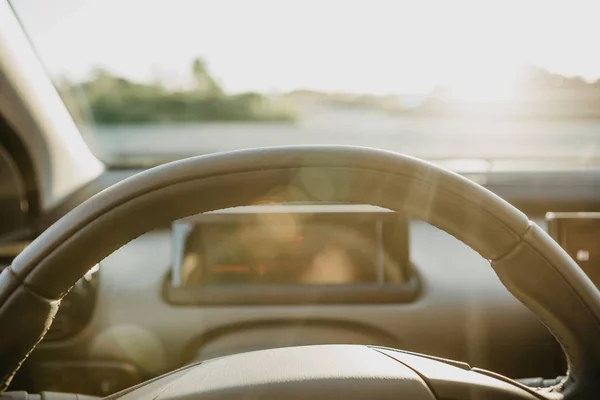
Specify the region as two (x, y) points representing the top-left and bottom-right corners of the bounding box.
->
(547, 212), (600, 290)
(6, 168), (600, 397)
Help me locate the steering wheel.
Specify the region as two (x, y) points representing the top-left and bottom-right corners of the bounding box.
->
(1, 146), (599, 399)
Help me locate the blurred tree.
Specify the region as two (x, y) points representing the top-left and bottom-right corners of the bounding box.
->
(191, 58), (223, 98)
(55, 64), (296, 125)
(54, 62), (600, 124)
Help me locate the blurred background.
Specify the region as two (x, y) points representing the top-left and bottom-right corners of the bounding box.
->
(11, 0), (600, 170)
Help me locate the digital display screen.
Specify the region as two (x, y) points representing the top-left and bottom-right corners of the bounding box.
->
(176, 213), (403, 286)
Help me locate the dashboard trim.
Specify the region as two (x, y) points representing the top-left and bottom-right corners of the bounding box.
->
(163, 275), (421, 306)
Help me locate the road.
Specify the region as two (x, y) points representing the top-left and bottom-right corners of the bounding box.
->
(86, 111), (600, 171)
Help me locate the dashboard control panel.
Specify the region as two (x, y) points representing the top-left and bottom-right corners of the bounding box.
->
(547, 212), (600, 290)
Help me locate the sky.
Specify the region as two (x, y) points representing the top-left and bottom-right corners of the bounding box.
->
(10, 0), (600, 97)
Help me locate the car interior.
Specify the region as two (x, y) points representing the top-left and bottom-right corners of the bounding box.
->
(1, 1), (600, 399)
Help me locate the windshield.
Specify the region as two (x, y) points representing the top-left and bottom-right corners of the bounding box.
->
(10, 0), (600, 171)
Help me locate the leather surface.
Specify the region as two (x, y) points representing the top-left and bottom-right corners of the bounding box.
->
(112, 345), (436, 400)
(492, 223), (600, 397)
(0, 286), (59, 392)
(105, 345), (541, 400)
(375, 347), (543, 399)
(1, 146), (599, 397)
(19, 167), (526, 296)
(11, 146), (530, 285)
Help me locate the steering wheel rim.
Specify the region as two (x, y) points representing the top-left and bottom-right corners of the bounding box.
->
(1, 145), (599, 398)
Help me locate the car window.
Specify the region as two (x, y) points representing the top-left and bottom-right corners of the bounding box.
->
(10, 0), (600, 170)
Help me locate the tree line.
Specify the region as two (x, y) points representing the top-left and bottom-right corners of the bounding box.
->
(58, 61), (600, 125)
(58, 58), (296, 125)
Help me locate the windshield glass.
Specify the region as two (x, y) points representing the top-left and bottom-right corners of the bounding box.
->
(10, 0), (600, 171)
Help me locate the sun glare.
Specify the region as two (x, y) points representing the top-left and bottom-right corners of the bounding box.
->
(445, 71), (519, 103)
(12, 0), (598, 98)
(434, 50), (523, 103)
